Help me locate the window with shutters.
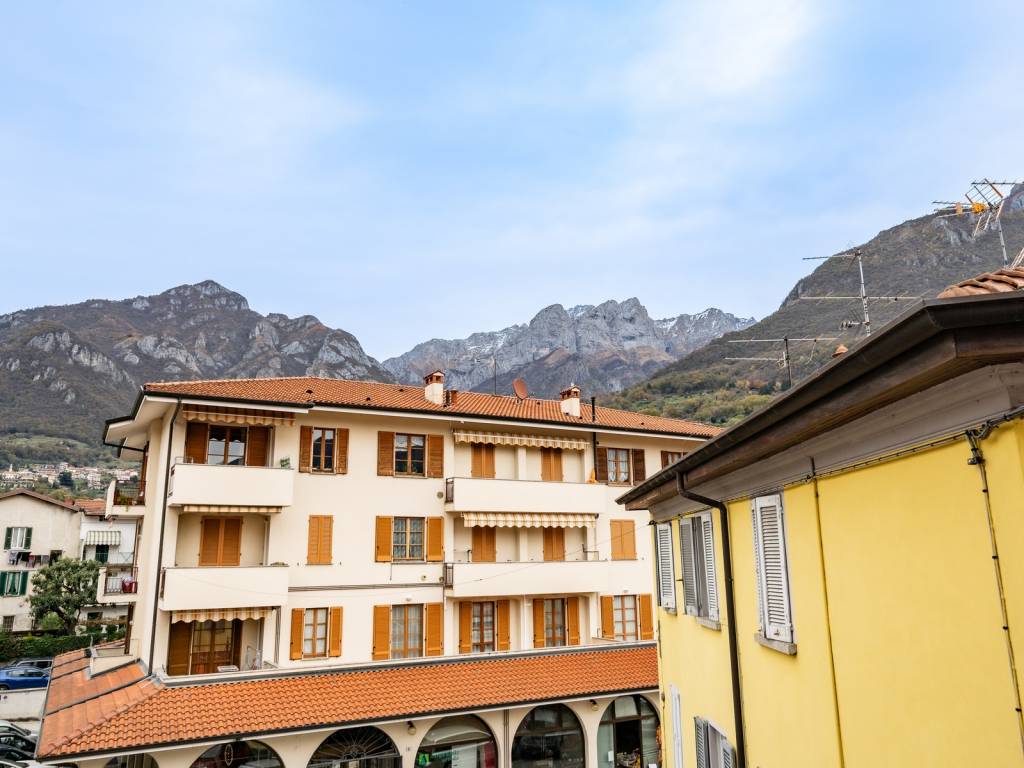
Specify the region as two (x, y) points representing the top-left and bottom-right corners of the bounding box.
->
(303, 608), (329, 658)
(679, 512), (719, 625)
(605, 448), (631, 484)
(654, 523), (676, 611)
(6, 527), (28, 550)
(611, 595), (639, 641)
(542, 598), (567, 647)
(394, 434), (426, 476)
(661, 450), (684, 469)
(206, 426), (247, 465)
(540, 447), (563, 482)
(751, 494), (795, 646)
(471, 443), (495, 479)
(307, 516), (334, 565)
(391, 604), (424, 658)
(610, 519), (636, 560)
(0, 573), (26, 596)
(471, 601), (495, 653)
(199, 517), (242, 567)
(311, 428), (335, 472)
(392, 517), (425, 560)
(694, 718), (735, 768)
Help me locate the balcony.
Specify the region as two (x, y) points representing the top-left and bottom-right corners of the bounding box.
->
(168, 462), (294, 509)
(96, 567), (139, 604)
(113, 480), (145, 507)
(159, 565), (289, 611)
(444, 477), (609, 515)
(446, 557), (639, 598)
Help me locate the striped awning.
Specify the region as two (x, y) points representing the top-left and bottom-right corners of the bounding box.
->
(181, 505), (282, 514)
(453, 430), (588, 451)
(462, 512), (597, 529)
(84, 530), (121, 546)
(182, 405), (295, 427)
(171, 606), (276, 623)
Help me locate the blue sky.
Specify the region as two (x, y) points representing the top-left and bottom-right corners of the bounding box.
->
(2, 2), (1023, 359)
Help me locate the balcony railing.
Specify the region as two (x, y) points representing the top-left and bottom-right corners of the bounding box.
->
(444, 476), (610, 515)
(168, 461), (294, 509)
(160, 565), (289, 611)
(113, 480), (145, 506)
(91, 551), (135, 566)
(444, 557), (639, 598)
(97, 567), (139, 603)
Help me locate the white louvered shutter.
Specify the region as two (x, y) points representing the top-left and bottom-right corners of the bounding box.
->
(721, 739), (736, 768)
(700, 514), (719, 621)
(656, 523), (676, 611)
(752, 494), (794, 642)
(670, 684), (683, 768)
(694, 717), (708, 768)
(679, 518), (699, 616)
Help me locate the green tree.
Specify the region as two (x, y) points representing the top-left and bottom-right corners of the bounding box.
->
(58, 470), (74, 488)
(29, 559), (100, 635)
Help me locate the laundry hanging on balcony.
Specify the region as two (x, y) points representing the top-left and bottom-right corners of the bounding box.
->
(452, 430), (588, 451)
(171, 606), (276, 623)
(84, 530), (121, 546)
(461, 511), (597, 529)
(181, 404), (296, 427)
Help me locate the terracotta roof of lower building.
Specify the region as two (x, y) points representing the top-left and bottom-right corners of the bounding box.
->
(938, 267), (1024, 297)
(38, 644), (657, 759)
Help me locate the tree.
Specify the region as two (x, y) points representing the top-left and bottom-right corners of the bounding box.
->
(58, 470), (74, 488)
(29, 559), (100, 635)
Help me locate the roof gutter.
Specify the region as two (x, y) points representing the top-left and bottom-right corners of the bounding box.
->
(676, 472), (746, 767)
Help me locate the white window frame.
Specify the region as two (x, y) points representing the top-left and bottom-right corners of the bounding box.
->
(8, 528), (27, 550)
(694, 718), (735, 768)
(654, 523), (676, 612)
(670, 684), (683, 768)
(679, 512), (719, 622)
(751, 493), (795, 644)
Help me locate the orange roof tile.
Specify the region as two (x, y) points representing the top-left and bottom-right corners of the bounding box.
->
(141, 377), (717, 438)
(938, 267), (1024, 298)
(75, 498), (107, 513)
(39, 645), (657, 759)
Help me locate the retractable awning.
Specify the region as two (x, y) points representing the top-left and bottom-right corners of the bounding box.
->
(171, 606), (276, 623)
(84, 530), (121, 546)
(453, 430), (588, 451)
(461, 512), (597, 529)
(182, 404), (295, 427)
(181, 505), (282, 514)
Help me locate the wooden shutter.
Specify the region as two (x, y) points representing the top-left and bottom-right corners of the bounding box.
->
(541, 448), (563, 481)
(336, 428), (349, 474)
(661, 450), (673, 469)
(631, 449), (646, 484)
(246, 427), (269, 467)
(3, 528), (10, 549)
(298, 426), (312, 472)
(307, 516), (333, 565)
(374, 517), (393, 562)
(459, 602), (473, 653)
(610, 520), (622, 560)
(679, 518), (699, 616)
(700, 515), (719, 621)
(168, 622), (192, 675)
(484, 444), (495, 478)
(425, 603), (443, 656)
(220, 518), (241, 566)
(328, 607), (343, 657)
(427, 434), (444, 478)
(23, 528), (31, 549)
(199, 518), (221, 566)
(496, 599), (511, 651)
(472, 526), (496, 562)
(752, 494), (793, 642)
(372, 605), (391, 660)
(184, 422), (208, 464)
(425, 518), (444, 561)
(639, 594), (654, 640)
(694, 718), (709, 768)
(377, 432), (395, 476)
(655, 523), (676, 610)
(532, 599), (546, 648)
(543, 528), (564, 561)
(471, 444), (495, 479)
(621, 519), (636, 559)
(600, 595), (615, 639)
(290, 608), (304, 660)
(566, 596), (580, 645)
(595, 446), (608, 483)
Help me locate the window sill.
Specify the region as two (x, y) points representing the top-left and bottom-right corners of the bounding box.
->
(696, 617), (721, 631)
(754, 633), (797, 655)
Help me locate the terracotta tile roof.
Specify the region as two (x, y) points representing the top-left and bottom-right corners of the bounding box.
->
(938, 267), (1024, 298)
(0, 488), (81, 511)
(39, 644), (657, 759)
(75, 498), (107, 513)
(142, 377), (718, 438)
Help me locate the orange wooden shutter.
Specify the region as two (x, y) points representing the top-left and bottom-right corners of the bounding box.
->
(610, 520), (622, 560)
(329, 607), (343, 657)
(427, 434), (444, 478)
(307, 516), (332, 565)
(319, 516), (334, 564)
(377, 432), (395, 476)
(542, 448), (563, 481)
(541, 448), (552, 481)
(375, 517), (393, 562)
(543, 528), (565, 561)
(660, 450), (672, 469)
(221, 518), (241, 566)
(198, 518), (221, 566)
(290, 608), (304, 660)
(185, 422), (208, 464)
(621, 519), (636, 559)
(336, 428), (349, 474)
(246, 427), (269, 467)
(306, 516), (319, 564)
(484, 444), (495, 478)
(600, 595), (615, 639)
(372, 605), (391, 660)
(425, 603), (443, 656)
(471, 444), (483, 478)
(459, 602), (473, 654)
(298, 426), (313, 472)
(472, 527), (496, 562)
(595, 446), (608, 483)
(566, 596), (580, 645)
(631, 449), (646, 484)
(426, 518), (444, 561)
(496, 600), (511, 651)
(533, 599), (546, 648)
(639, 594), (654, 640)
(551, 448), (563, 481)
(168, 622), (192, 675)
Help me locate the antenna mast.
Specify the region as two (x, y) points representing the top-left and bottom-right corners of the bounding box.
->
(726, 336), (836, 389)
(935, 178), (1023, 267)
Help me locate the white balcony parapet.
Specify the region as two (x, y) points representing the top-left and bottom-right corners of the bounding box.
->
(444, 477), (609, 515)
(446, 558), (640, 598)
(96, 566), (139, 604)
(168, 462), (294, 509)
(160, 565), (289, 611)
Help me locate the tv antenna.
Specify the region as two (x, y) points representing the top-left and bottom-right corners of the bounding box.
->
(798, 249), (916, 336)
(726, 335), (837, 390)
(934, 179), (1023, 267)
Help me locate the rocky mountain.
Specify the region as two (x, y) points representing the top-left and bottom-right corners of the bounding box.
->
(382, 301), (755, 398)
(605, 186), (1024, 425)
(0, 281), (391, 465)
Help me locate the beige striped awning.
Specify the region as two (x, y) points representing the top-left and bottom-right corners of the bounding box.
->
(453, 430), (588, 451)
(181, 505), (282, 514)
(182, 404), (295, 427)
(84, 530), (121, 546)
(171, 606), (276, 623)
(462, 511), (597, 529)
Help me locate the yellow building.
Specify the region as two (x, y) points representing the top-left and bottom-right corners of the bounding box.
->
(619, 288), (1024, 767)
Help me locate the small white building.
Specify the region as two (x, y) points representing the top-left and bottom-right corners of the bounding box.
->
(80, 496), (140, 627)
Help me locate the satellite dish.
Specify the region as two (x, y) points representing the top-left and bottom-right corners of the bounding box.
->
(512, 378), (528, 400)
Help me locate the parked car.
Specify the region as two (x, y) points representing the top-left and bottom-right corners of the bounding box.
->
(0, 734), (35, 753)
(8, 659), (51, 671)
(0, 747), (32, 762)
(0, 668), (48, 690)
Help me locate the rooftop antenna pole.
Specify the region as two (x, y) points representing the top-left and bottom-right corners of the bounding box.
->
(856, 251), (872, 336)
(726, 336), (836, 390)
(782, 336), (793, 388)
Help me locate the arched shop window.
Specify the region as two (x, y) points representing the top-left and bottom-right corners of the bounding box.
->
(105, 756), (159, 768)
(598, 696), (660, 768)
(416, 715), (497, 768)
(511, 703), (586, 768)
(308, 726), (401, 768)
(190, 741), (284, 768)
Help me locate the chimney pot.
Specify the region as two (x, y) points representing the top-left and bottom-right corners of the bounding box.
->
(832, 344), (849, 358)
(560, 384), (581, 418)
(424, 370), (445, 405)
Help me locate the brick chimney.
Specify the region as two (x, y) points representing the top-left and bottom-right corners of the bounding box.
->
(424, 370), (445, 405)
(560, 384), (581, 418)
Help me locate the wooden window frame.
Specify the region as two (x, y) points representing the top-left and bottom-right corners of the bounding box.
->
(206, 425), (248, 466)
(543, 598), (567, 647)
(311, 427), (336, 473)
(661, 450), (684, 469)
(605, 447), (632, 485)
(471, 601), (496, 653)
(302, 607), (329, 658)
(391, 604), (424, 659)
(394, 433), (427, 477)
(612, 594), (639, 641)
(392, 517), (425, 561)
